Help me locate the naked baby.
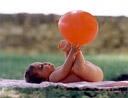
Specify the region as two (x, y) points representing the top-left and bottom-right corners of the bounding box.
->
(25, 40), (103, 83)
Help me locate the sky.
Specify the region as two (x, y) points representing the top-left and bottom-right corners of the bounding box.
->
(0, 0), (128, 16)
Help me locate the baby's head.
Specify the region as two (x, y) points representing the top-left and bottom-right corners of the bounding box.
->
(25, 62), (55, 83)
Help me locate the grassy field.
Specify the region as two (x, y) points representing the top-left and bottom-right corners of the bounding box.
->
(0, 52), (128, 98)
(0, 52), (128, 81)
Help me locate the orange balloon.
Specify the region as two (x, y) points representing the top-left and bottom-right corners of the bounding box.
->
(58, 10), (98, 46)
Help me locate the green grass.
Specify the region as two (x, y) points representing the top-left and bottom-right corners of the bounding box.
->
(0, 52), (65, 80)
(1, 87), (128, 98)
(0, 52), (128, 81)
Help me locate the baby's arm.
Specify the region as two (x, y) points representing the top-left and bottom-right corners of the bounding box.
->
(73, 51), (103, 82)
(49, 43), (80, 82)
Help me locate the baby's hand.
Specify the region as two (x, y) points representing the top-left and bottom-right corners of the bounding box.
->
(70, 43), (81, 56)
(58, 40), (67, 49)
(58, 40), (71, 52)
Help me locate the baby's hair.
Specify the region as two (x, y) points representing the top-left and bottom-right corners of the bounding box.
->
(25, 65), (45, 84)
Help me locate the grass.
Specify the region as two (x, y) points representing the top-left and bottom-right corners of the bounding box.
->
(0, 52), (128, 81)
(1, 87), (128, 98)
(1, 52), (128, 98)
(0, 52), (65, 80)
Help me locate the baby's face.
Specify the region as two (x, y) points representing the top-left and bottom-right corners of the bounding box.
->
(31, 62), (55, 80)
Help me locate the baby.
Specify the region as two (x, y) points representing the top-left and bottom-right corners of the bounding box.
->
(25, 40), (103, 83)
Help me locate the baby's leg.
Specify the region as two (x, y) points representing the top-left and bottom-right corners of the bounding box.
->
(73, 51), (103, 82)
